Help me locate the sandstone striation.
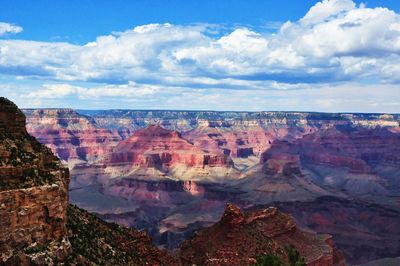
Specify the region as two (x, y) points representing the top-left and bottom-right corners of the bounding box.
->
(260, 125), (400, 197)
(24, 109), (130, 168)
(95, 125), (237, 182)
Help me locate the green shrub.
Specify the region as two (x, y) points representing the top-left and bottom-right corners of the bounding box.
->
(254, 246), (305, 266)
(255, 253), (284, 266)
(285, 245), (306, 266)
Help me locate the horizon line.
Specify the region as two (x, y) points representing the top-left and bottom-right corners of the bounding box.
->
(20, 108), (400, 116)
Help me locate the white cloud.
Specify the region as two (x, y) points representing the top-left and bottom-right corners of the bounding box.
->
(300, 0), (355, 25)
(0, 22), (23, 36)
(1, 1), (400, 86)
(24, 82), (160, 99)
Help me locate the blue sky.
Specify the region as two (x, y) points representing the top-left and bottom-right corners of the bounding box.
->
(2, 0), (400, 43)
(1, 0), (400, 112)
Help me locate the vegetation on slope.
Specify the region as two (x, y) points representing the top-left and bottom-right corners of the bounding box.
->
(65, 204), (177, 265)
(254, 246), (306, 266)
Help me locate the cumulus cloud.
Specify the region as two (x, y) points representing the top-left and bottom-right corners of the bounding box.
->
(0, 22), (23, 36)
(1, 1), (400, 86)
(300, 0), (356, 25)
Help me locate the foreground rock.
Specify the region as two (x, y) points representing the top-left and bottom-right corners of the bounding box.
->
(180, 203), (345, 266)
(0, 98), (71, 264)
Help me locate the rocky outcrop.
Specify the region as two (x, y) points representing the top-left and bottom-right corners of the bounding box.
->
(65, 204), (178, 265)
(0, 98), (71, 264)
(180, 203), (345, 266)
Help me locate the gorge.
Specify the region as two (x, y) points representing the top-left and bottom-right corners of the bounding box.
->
(19, 107), (400, 265)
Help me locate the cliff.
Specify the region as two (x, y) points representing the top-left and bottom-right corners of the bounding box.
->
(0, 97), (71, 264)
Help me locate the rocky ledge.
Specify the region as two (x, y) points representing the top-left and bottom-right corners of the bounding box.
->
(180, 203), (345, 266)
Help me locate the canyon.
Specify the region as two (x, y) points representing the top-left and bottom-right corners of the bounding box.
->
(22, 108), (400, 265)
(1, 97), (345, 265)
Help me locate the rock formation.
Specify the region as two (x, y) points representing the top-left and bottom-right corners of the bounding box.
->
(180, 203), (345, 266)
(88, 124), (237, 183)
(260, 125), (400, 197)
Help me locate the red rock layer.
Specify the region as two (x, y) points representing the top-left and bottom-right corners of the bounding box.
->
(24, 109), (130, 166)
(260, 126), (400, 197)
(103, 125), (233, 175)
(184, 127), (275, 158)
(262, 126), (400, 171)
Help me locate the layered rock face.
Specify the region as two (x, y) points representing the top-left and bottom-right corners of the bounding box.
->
(180, 203), (345, 266)
(260, 125), (400, 197)
(24, 109), (400, 169)
(93, 125), (235, 182)
(24, 109), (130, 168)
(0, 98), (71, 264)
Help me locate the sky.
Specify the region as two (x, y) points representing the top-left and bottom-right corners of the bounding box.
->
(1, 0), (400, 112)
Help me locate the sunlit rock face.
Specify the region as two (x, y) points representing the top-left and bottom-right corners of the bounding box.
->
(99, 125), (235, 182)
(23, 108), (400, 264)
